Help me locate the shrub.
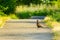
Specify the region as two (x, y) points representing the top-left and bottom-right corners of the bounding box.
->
(9, 14), (18, 19)
(15, 9), (54, 19)
(52, 13), (60, 22)
(0, 16), (10, 28)
(0, 0), (17, 14)
(0, 11), (6, 16)
(16, 12), (31, 19)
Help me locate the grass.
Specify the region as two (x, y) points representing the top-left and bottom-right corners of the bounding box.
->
(44, 16), (54, 28)
(9, 14), (18, 19)
(53, 32), (60, 40)
(0, 16), (10, 28)
(0, 13), (18, 28)
(44, 16), (60, 40)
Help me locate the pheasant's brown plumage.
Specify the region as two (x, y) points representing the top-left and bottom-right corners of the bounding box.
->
(37, 20), (42, 28)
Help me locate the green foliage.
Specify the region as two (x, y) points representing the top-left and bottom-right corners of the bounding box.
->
(9, 14), (18, 19)
(0, 0), (58, 15)
(0, 11), (6, 16)
(0, 0), (17, 14)
(16, 0), (57, 6)
(16, 12), (31, 19)
(0, 0), (59, 19)
(15, 9), (54, 19)
(52, 13), (60, 22)
(16, 0), (42, 5)
(31, 11), (47, 16)
(31, 9), (54, 16)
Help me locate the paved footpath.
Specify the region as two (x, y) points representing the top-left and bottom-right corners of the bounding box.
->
(0, 19), (53, 40)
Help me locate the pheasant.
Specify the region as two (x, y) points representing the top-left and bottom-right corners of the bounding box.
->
(36, 20), (43, 28)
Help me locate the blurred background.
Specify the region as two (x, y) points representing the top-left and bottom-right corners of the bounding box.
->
(0, 0), (60, 40)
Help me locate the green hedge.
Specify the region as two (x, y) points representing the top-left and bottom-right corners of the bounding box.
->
(15, 9), (54, 19)
(52, 13), (60, 22)
(16, 12), (31, 19)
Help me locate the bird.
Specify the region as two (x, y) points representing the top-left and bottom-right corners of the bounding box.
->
(36, 20), (43, 28)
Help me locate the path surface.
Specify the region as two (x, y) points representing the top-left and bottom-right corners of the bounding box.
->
(0, 19), (53, 40)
